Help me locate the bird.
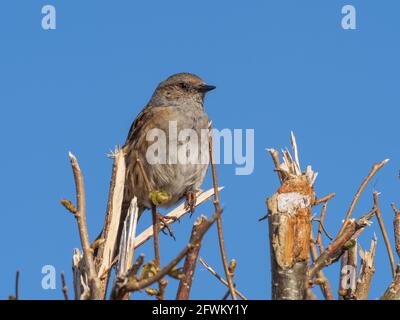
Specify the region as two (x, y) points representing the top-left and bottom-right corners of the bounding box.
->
(120, 72), (216, 229)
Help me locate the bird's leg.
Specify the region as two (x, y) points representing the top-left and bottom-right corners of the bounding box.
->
(185, 191), (197, 216)
(157, 212), (177, 240)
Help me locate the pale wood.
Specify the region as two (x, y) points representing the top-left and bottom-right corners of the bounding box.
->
(134, 187), (223, 249)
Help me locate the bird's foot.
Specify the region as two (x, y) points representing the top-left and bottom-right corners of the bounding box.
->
(185, 192), (197, 216)
(158, 212), (177, 240)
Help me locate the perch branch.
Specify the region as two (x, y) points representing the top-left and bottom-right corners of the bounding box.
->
(133, 187), (223, 248)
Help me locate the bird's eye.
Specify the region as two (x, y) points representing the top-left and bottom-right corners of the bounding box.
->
(179, 82), (189, 90)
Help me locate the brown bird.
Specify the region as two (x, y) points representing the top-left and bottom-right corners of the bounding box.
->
(120, 72), (216, 227)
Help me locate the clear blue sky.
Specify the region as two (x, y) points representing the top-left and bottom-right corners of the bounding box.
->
(1, 0), (399, 300)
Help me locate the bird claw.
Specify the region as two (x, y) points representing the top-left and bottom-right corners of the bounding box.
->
(185, 192), (197, 217)
(158, 212), (176, 240)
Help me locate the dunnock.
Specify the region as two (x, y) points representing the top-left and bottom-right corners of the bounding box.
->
(121, 73), (216, 221)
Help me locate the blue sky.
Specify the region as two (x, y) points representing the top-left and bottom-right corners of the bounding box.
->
(1, 0), (399, 299)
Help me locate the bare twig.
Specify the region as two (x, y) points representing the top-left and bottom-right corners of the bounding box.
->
(316, 202), (329, 253)
(314, 193), (335, 205)
(68, 152), (101, 300)
(199, 258), (248, 300)
(60, 272), (69, 300)
(15, 270), (20, 300)
(176, 215), (209, 300)
(151, 204), (163, 299)
(337, 159), (389, 236)
(111, 209), (221, 299)
(209, 125), (237, 300)
(266, 148), (284, 183)
(313, 218), (333, 240)
(309, 208), (376, 279)
(309, 233), (334, 300)
(373, 192), (396, 278)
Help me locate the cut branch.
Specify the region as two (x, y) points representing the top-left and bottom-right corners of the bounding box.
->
(94, 147), (126, 298)
(355, 236), (377, 300)
(266, 133), (316, 300)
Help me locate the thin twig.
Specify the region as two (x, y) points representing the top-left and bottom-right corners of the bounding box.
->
(209, 125), (237, 300)
(151, 204), (163, 299)
(15, 270), (20, 300)
(137, 157), (164, 299)
(317, 202), (329, 253)
(199, 258), (248, 300)
(314, 193), (335, 205)
(68, 152), (101, 300)
(309, 233), (334, 300)
(337, 159), (389, 236)
(313, 218), (333, 240)
(60, 272), (69, 300)
(373, 192), (396, 278)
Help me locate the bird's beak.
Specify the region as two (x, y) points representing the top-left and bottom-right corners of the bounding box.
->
(198, 84), (216, 93)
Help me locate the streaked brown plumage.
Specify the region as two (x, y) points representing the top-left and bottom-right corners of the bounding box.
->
(120, 72), (215, 227)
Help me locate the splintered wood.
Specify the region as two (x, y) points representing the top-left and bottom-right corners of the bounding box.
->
(266, 132), (316, 299)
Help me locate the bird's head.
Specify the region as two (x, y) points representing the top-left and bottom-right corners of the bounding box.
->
(150, 73), (216, 107)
